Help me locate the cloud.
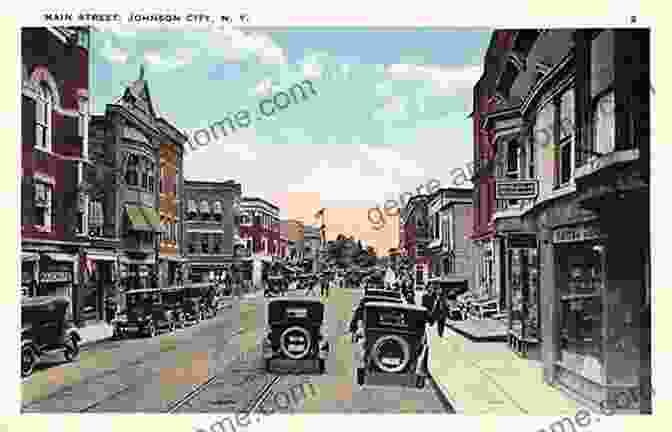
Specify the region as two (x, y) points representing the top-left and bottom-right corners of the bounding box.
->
(143, 48), (194, 72)
(359, 144), (424, 179)
(209, 27), (286, 65)
(101, 39), (128, 64)
(383, 63), (482, 111)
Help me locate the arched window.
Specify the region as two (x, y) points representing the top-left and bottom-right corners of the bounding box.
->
(35, 83), (52, 150)
(125, 154), (139, 186)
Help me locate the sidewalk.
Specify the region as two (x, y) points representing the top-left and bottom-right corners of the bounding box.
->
(426, 324), (587, 415)
(445, 318), (508, 342)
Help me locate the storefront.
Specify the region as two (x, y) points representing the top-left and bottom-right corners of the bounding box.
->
(551, 221), (611, 401)
(37, 252), (77, 318)
(505, 233), (540, 356)
(159, 255), (187, 287)
(80, 252), (118, 323)
(119, 257), (154, 291)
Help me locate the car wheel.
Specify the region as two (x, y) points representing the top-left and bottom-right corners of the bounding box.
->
(279, 326), (312, 360)
(21, 346), (36, 378)
(64, 336), (79, 362)
(371, 334), (411, 373)
(356, 367), (365, 386)
(318, 359), (326, 374)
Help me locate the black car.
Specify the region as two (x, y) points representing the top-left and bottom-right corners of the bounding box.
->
(349, 294), (403, 336)
(262, 297), (329, 373)
(21, 296), (82, 377)
(113, 288), (175, 338)
(354, 302), (430, 388)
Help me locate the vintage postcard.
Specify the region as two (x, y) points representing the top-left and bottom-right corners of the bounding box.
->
(3, 5), (660, 432)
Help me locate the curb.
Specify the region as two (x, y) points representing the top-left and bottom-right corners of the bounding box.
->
(445, 322), (508, 343)
(426, 340), (463, 414)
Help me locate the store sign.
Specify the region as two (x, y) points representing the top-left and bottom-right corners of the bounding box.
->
(496, 180), (539, 200)
(40, 271), (72, 283)
(508, 234), (537, 249)
(553, 224), (604, 244)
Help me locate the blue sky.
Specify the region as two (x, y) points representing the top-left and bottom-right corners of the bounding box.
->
(91, 27), (491, 249)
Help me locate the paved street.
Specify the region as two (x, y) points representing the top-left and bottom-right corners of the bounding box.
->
(21, 285), (451, 414)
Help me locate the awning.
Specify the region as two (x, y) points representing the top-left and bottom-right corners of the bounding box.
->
(126, 206), (152, 232)
(21, 252), (39, 262)
(140, 207), (162, 232)
(45, 253), (76, 262)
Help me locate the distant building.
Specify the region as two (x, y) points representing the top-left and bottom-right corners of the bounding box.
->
(183, 180), (242, 282)
(239, 197), (281, 288)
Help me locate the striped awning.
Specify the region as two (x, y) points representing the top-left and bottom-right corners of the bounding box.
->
(126, 206), (152, 232)
(140, 207), (162, 232)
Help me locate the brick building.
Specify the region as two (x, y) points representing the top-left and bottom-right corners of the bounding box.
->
(21, 27), (91, 321)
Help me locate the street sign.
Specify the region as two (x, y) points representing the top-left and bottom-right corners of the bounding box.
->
(495, 180), (539, 200)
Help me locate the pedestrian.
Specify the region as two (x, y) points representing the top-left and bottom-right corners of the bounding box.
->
(432, 289), (449, 337)
(422, 286), (436, 325)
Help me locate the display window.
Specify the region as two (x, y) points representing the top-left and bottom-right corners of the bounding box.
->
(509, 247), (540, 341)
(556, 240), (605, 384)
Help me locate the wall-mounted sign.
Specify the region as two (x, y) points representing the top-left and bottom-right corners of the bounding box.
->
(40, 271), (72, 283)
(496, 180), (539, 200)
(553, 223), (604, 244)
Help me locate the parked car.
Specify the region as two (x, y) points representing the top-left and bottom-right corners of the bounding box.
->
(161, 286), (186, 328)
(21, 296), (81, 377)
(349, 294), (403, 337)
(354, 302), (429, 388)
(113, 288), (173, 338)
(262, 297), (329, 373)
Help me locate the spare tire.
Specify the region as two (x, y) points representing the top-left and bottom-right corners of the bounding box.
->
(279, 326), (312, 360)
(371, 334), (410, 373)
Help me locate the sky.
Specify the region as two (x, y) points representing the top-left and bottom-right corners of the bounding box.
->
(91, 27), (492, 255)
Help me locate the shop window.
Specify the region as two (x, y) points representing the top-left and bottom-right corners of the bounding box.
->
(34, 180), (53, 231)
(557, 242), (605, 383)
(35, 83), (52, 151)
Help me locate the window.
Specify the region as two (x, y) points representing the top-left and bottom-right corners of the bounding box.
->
(35, 83), (52, 151)
(213, 235), (222, 254)
(557, 241), (605, 383)
(528, 124), (536, 179)
(507, 140), (520, 178)
(201, 234), (209, 254)
(148, 162), (155, 193)
(253, 213), (261, 226)
(77, 29), (90, 50)
(78, 111), (88, 158)
(125, 154), (139, 186)
(34, 180), (53, 230)
(141, 158), (149, 189)
(240, 213), (251, 225)
(159, 168), (164, 193)
(556, 88), (575, 186)
(434, 213), (440, 240)
(593, 90), (615, 155)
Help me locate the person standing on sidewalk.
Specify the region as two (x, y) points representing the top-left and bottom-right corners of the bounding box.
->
(432, 289), (449, 337)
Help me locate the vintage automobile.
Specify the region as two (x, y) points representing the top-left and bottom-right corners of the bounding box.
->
(113, 288), (175, 338)
(349, 294), (403, 337)
(21, 296), (82, 377)
(354, 302), (430, 388)
(182, 283), (212, 323)
(262, 297), (329, 374)
(363, 287), (403, 300)
(161, 286), (186, 328)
